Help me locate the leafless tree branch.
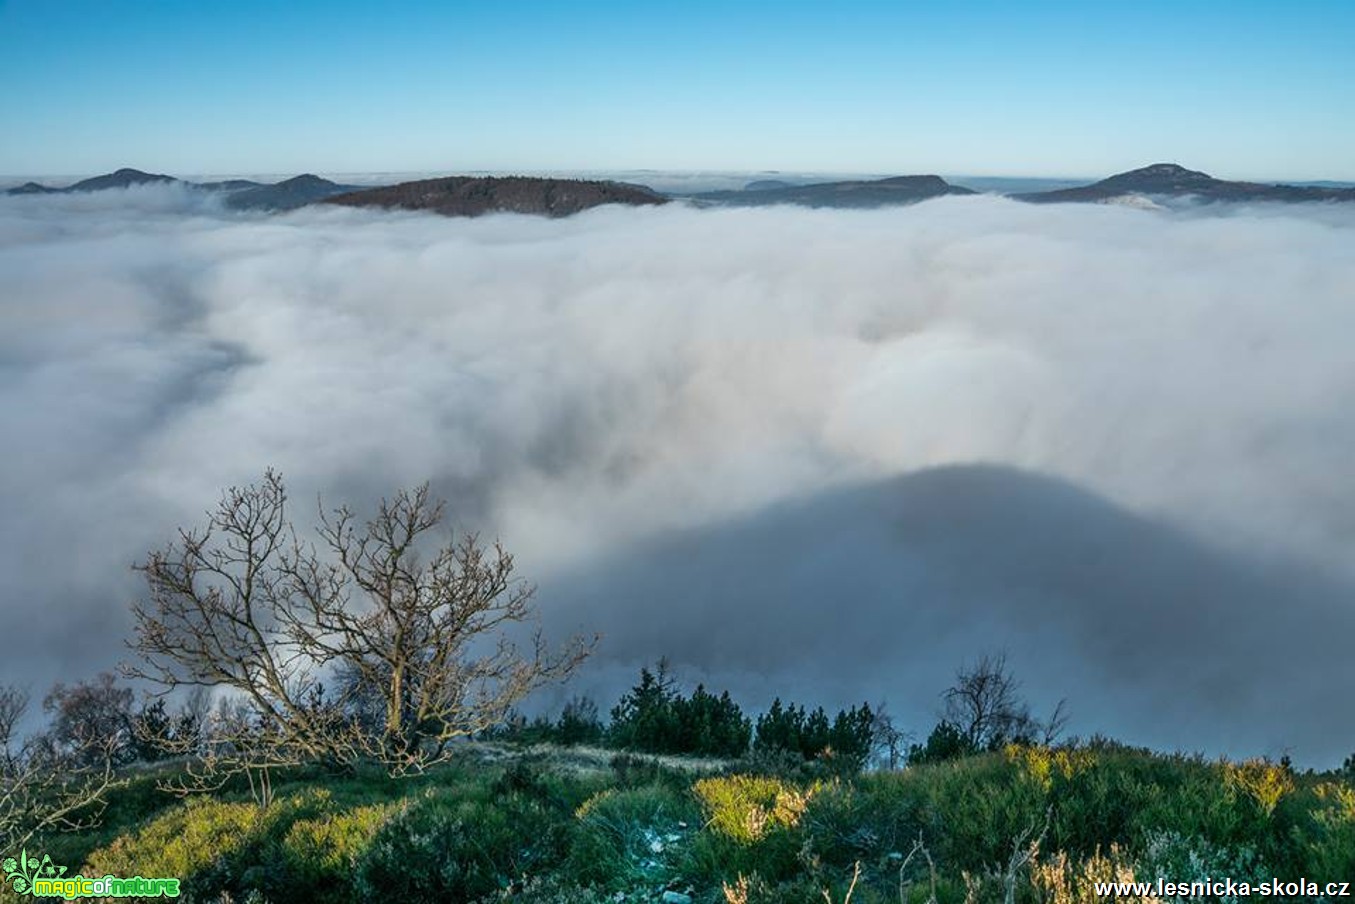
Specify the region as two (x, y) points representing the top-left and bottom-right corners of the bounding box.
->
(123, 471), (595, 800)
(0, 685), (124, 851)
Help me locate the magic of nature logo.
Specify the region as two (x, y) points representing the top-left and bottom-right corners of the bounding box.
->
(3, 849), (180, 898)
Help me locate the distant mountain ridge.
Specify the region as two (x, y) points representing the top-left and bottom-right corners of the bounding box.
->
(10, 163), (1355, 212)
(3, 167), (358, 210)
(197, 178), (267, 192)
(224, 174), (364, 211)
(7, 181), (60, 195)
(5, 167), (181, 195)
(68, 167), (178, 192)
(323, 176), (668, 217)
(5, 168), (666, 217)
(686, 174), (975, 208)
(1016, 163), (1355, 204)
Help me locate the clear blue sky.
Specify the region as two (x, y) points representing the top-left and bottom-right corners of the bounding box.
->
(1, 0), (1352, 179)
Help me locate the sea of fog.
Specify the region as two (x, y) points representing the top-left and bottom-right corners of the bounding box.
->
(3, 185), (1354, 764)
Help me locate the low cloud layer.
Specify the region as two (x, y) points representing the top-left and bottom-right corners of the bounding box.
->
(3, 187), (1354, 763)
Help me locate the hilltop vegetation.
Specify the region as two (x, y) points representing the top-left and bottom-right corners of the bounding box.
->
(323, 175), (667, 217)
(10, 655), (1355, 903)
(4, 474), (1355, 903)
(16, 737), (1355, 904)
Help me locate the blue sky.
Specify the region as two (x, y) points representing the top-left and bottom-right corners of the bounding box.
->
(1, 0), (1352, 179)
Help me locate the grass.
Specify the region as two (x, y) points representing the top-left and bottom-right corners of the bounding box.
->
(16, 742), (1355, 904)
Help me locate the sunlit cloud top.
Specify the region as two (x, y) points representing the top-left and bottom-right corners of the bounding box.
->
(4, 189), (1355, 762)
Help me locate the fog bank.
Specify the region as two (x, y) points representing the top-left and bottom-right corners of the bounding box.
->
(3, 187), (1354, 762)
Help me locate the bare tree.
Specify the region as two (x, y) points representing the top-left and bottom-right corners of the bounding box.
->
(123, 472), (352, 801)
(124, 470), (593, 798)
(175, 686), (214, 756)
(151, 695), (314, 809)
(869, 701), (908, 771)
(43, 673), (135, 767)
(1040, 698), (1070, 746)
(0, 684), (123, 852)
(283, 482), (596, 764)
(0, 687), (25, 774)
(129, 686), (215, 763)
(942, 653), (1066, 751)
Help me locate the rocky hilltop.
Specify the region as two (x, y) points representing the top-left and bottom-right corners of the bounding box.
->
(1017, 163), (1355, 204)
(324, 176), (667, 217)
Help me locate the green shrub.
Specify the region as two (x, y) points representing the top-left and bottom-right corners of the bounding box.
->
(737, 745), (827, 782)
(477, 874), (618, 902)
(1299, 781), (1355, 880)
(491, 756), (610, 814)
(35, 768), (183, 871)
(1013, 747), (1258, 860)
(83, 790), (340, 902)
(554, 696), (605, 746)
(684, 774), (823, 888)
(608, 752), (669, 787)
(905, 753), (1045, 872)
(694, 774), (820, 845)
(353, 788), (572, 903)
(800, 775), (923, 869)
(57, 730), (1355, 904)
(483, 709), (556, 746)
(84, 797), (260, 889)
(275, 803), (394, 903)
(1223, 759), (1294, 817)
(491, 756), (553, 800)
(566, 784), (698, 888)
(1005, 743), (1097, 792)
(1138, 829), (1268, 903)
(908, 721), (977, 767)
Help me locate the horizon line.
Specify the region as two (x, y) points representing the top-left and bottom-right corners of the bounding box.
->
(5, 162), (1355, 189)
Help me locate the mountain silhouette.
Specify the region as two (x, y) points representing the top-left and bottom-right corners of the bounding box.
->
(324, 175), (667, 217)
(687, 174), (975, 208)
(1017, 163), (1355, 204)
(542, 464), (1355, 762)
(66, 167), (178, 192)
(224, 173), (363, 211)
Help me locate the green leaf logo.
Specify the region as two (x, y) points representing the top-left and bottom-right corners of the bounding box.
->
(4, 848), (66, 895)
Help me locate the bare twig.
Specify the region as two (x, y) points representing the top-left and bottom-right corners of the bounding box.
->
(1002, 807), (1052, 904)
(0, 686), (125, 850)
(823, 860), (862, 904)
(896, 834), (939, 904)
(123, 471), (594, 802)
